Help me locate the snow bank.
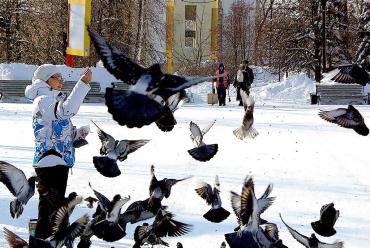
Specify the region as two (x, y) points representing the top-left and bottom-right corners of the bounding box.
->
(255, 73), (316, 103)
(186, 67), (316, 104)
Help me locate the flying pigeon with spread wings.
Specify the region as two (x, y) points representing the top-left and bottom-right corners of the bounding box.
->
(91, 120), (150, 177)
(0, 161), (36, 218)
(188, 120), (218, 162)
(318, 105), (369, 136)
(88, 28), (216, 129)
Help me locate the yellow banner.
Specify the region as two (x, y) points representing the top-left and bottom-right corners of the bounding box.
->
(67, 0), (91, 57)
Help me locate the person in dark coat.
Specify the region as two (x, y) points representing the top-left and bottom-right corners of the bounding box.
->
(215, 63), (231, 106)
(234, 60), (254, 106)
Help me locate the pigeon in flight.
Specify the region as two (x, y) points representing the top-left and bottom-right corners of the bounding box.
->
(311, 203), (340, 237)
(280, 214), (344, 248)
(225, 176), (259, 248)
(89, 183), (130, 242)
(0, 161), (36, 218)
(88, 28), (217, 128)
(188, 120), (218, 162)
(234, 91), (259, 140)
(133, 209), (192, 248)
(155, 90), (186, 132)
(318, 105), (369, 136)
(149, 165), (192, 202)
(262, 223), (288, 248)
(331, 64), (370, 86)
(120, 197), (167, 225)
(4, 227), (54, 248)
(91, 120), (150, 177)
(230, 176), (275, 228)
(194, 175), (230, 223)
(48, 211), (90, 248)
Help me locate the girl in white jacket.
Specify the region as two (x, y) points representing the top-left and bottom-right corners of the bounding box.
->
(25, 64), (91, 239)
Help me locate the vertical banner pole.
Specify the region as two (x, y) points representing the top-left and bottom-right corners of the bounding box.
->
(166, 0), (174, 74)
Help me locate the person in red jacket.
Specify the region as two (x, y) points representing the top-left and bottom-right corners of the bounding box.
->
(215, 63), (231, 106)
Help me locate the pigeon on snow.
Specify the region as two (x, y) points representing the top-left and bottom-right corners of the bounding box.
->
(91, 120), (150, 177)
(88, 28), (218, 129)
(188, 120), (218, 162)
(233, 91), (259, 140)
(318, 105), (369, 136)
(194, 175), (230, 223)
(280, 213), (344, 248)
(331, 64), (370, 86)
(0, 161), (36, 218)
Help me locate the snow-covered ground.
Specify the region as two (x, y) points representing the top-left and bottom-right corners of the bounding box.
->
(0, 99), (370, 247)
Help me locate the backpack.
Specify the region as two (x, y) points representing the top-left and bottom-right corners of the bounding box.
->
(237, 70), (244, 82)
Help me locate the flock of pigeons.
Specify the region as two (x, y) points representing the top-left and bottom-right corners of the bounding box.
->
(0, 27), (369, 248)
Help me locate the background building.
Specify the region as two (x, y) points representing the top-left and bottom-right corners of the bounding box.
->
(166, 0), (221, 73)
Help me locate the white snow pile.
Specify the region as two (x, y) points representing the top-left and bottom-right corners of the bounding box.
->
(255, 73), (316, 103)
(187, 67), (316, 104)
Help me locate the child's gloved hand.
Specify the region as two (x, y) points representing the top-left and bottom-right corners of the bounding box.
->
(73, 125), (91, 148)
(78, 125), (91, 139)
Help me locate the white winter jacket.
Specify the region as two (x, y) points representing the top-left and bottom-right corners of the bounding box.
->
(25, 79), (91, 168)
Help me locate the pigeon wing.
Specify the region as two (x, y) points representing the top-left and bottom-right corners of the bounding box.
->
(280, 214), (310, 247)
(125, 139), (150, 154)
(260, 184), (273, 199)
(156, 74), (218, 96)
(230, 191), (242, 221)
(89, 182), (110, 212)
(64, 214), (90, 241)
(88, 28), (145, 83)
(202, 120), (216, 136)
(318, 108), (359, 127)
(195, 181), (214, 205)
(190, 121), (203, 142)
(0, 161), (29, 197)
(257, 197), (276, 215)
(164, 176), (192, 198)
(3, 227), (28, 247)
(240, 90), (250, 110)
(91, 120), (115, 154)
(155, 214), (192, 237)
(264, 223), (279, 241)
(318, 240), (344, 248)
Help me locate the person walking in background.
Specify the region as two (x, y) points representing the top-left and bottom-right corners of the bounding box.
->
(215, 63), (231, 106)
(234, 60), (254, 106)
(24, 64), (92, 240)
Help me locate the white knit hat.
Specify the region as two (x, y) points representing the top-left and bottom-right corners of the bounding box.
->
(32, 64), (61, 82)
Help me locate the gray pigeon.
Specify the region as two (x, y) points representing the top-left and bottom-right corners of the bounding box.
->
(188, 120), (218, 162)
(318, 105), (369, 136)
(233, 91), (259, 140)
(280, 214), (344, 248)
(91, 120), (150, 177)
(195, 175), (230, 223)
(331, 64), (370, 86)
(0, 161), (36, 218)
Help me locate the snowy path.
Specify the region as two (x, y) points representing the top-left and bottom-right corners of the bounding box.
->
(0, 101), (369, 247)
